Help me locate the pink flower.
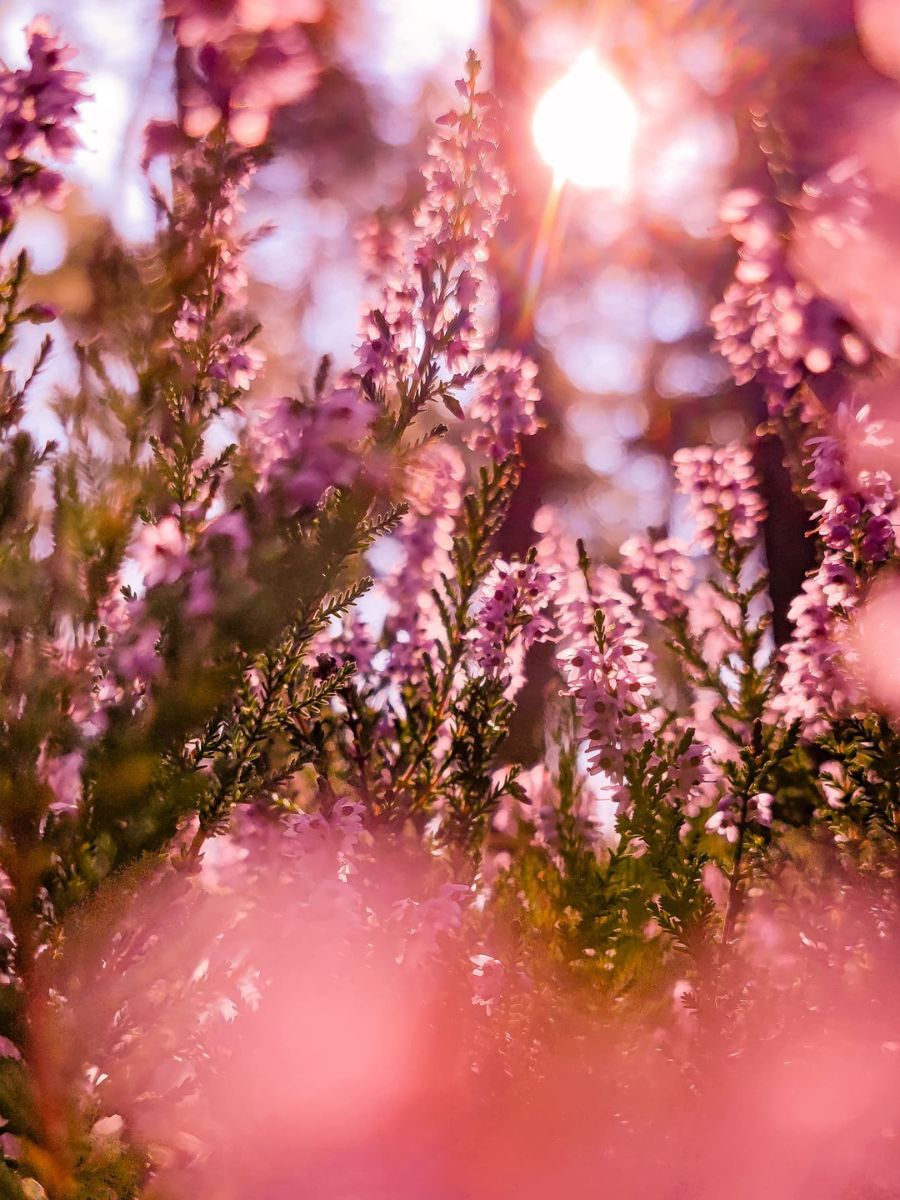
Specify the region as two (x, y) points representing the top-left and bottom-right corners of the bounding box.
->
(258, 387), (374, 516)
(771, 569), (853, 734)
(208, 340), (265, 392)
(619, 535), (693, 623)
(37, 746), (83, 815)
(464, 351), (541, 462)
(384, 443), (466, 679)
(132, 517), (189, 588)
(554, 563), (658, 788)
(353, 53), (508, 416)
(706, 790), (774, 842)
(470, 559), (555, 685)
(164, 0), (321, 147)
(808, 401), (896, 567)
(712, 183), (868, 416)
(673, 442), (765, 551)
(0, 20), (87, 224)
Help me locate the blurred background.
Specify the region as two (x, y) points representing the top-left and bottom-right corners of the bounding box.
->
(0, 0), (880, 578)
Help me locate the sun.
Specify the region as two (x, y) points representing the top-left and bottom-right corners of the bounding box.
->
(532, 52), (639, 191)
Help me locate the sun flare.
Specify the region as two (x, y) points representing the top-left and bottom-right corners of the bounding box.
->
(532, 51), (638, 190)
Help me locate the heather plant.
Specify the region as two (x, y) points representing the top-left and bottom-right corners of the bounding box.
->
(0, 10), (897, 1200)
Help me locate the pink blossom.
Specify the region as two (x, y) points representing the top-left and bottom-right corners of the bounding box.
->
(673, 442), (765, 551)
(132, 517), (189, 588)
(808, 401), (896, 567)
(37, 746), (83, 815)
(464, 351), (542, 462)
(0, 20), (87, 225)
(619, 535), (693, 623)
(553, 561), (658, 788)
(687, 581), (741, 670)
(712, 185), (867, 416)
(257, 387), (374, 516)
(353, 53), (507, 413)
(706, 790), (774, 842)
(208, 340), (265, 392)
(771, 569), (854, 733)
(165, 0), (321, 148)
(514, 763), (597, 860)
(381, 443), (465, 681)
(470, 559), (555, 685)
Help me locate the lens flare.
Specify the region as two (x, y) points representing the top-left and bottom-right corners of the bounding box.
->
(532, 52), (638, 190)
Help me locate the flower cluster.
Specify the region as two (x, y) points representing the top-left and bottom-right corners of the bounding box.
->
(257, 387), (374, 516)
(383, 443), (466, 676)
(0, 19), (87, 229)
(774, 575), (853, 732)
(554, 562), (658, 788)
(355, 52), (508, 418)
(619, 534), (692, 623)
(773, 401), (897, 731)
(164, 0), (321, 147)
(711, 187), (868, 416)
(464, 351), (541, 462)
(706, 790), (773, 843)
(808, 401), (896, 567)
(469, 558), (555, 685)
(673, 441), (766, 551)
(145, 129), (263, 398)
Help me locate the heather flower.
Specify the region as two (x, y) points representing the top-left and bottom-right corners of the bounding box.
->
(514, 762), (598, 861)
(668, 740), (707, 797)
(712, 186), (867, 416)
(165, 0), (320, 147)
(766, 400), (897, 734)
(310, 613), (377, 684)
(470, 559), (555, 685)
(257, 387), (374, 516)
(673, 442), (765, 551)
(354, 52), (507, 418)
(798, 159), (872, 250)
(146, 136), (264, 463)
(208, 339), (265, 393)
(132, 516), (190, 588)
(706, 790), (773, 842)
(619, 534), (693, 623)
(383, 443), (465, 677)
(464, 351), (542, 462)
(283, 799), (365, 861)
(555, 564), (658, 785)
(808, 401), (897, 568)
(771, 570), (854, 732)
(687, 581), (741, 670)
(100, 596), (163, 688)
(37, 746), (83, 815)
(0, 20), (87, 227)
(535, 507), (657, 785)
